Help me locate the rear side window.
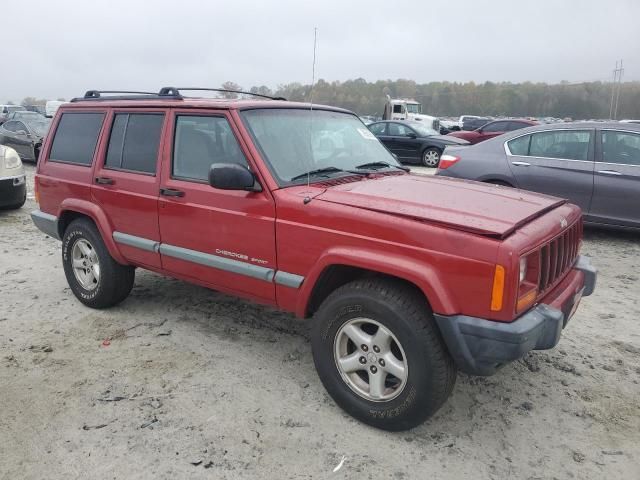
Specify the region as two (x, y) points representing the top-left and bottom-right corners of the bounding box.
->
(49, 113), (105, 165)
(507, 135), (531, 155)
(172, 115), (248, 182)
(602, 131), (640, 166)
(529, 130), (591, 161)
(368, 123), (386, 135)
(105, 113), (164, 174)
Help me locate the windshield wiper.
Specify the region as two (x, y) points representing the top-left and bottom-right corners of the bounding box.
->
(355, 161), (410, 172)
(291, 166), (366, 182)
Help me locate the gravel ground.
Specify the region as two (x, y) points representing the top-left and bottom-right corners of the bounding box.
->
(1, 164), (639, 479)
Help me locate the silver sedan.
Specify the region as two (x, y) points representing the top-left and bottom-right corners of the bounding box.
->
(436, 122), (640, 230)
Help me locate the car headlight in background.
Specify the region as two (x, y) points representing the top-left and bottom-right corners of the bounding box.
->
(4, 147), (22, 169)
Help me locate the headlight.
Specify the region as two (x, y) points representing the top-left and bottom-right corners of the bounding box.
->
(519, 256), (528, 283)
(4, 147), (22, 169)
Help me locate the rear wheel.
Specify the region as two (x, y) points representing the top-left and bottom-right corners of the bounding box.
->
(311, 278), (456, 431)
(422, 147), (442, 167)
(62, 218), (135, 308)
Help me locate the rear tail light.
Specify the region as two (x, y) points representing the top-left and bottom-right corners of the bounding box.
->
(438, 154), (460, 170)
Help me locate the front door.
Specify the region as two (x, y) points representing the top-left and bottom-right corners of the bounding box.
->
(1, 120), (32, 159)
(387, 123), (421, 162)
(589, 129), (640, 228)
(506, 129), (595, 212)
(157, 110), (277, 303)
(91, 110), (166, 269)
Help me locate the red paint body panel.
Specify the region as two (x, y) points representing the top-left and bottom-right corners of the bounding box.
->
(448, 120), (537, 144)
(35, 99), (585, 324)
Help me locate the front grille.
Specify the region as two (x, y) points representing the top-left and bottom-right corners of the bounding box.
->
(538, 220), (582, 293)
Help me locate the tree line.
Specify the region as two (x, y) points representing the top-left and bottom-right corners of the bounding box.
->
(237, 79), (640, 119)
(11, 79), (640, 119)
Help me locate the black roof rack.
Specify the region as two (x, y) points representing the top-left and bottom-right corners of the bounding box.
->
(70, 90), (176, 102)
(158, 87), (286, 101)
(71, 87), (286, 103)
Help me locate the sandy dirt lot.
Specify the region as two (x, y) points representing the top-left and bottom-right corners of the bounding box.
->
(1, 164), (639, 479)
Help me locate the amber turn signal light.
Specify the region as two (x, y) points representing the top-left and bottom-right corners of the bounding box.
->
(491, 265), (505, 311)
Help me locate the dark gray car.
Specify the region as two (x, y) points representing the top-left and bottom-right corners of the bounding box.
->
(0, 117), (51, 162)
(436, 122), (640, 230)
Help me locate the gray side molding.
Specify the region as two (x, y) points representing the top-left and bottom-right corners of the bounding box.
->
(159, 243), (276, 282)
(113, 231), (159, 253)
(30, 210), (60, 240)
(274, 271), (305, 288)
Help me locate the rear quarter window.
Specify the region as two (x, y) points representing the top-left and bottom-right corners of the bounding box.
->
(49, 112), (105, 165)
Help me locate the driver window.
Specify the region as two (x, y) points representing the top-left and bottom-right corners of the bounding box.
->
(392, 105), (402, 114)
(173, 115), (249, 182)
(481, 122), (506, 133)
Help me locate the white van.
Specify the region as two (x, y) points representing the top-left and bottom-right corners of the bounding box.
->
(45, 101), (65, 118)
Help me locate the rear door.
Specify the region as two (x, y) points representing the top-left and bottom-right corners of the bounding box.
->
(91, 109), (166, 269)
(506, 129), (595, 212)
(157, 109), (277, 303)
(589, 129), (640, 227)
(368, 122), (391, 149)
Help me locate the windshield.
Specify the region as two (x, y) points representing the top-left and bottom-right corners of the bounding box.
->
(27, 119), (51, 137)
(241, 109), (401, 186)
(405, 104), (421, 114)
(409, 123), (439, 136)
(8, 106), (25, 113)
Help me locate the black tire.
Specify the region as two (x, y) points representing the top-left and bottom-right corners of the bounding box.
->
(62, 218), (135, 309)
(421, 147), (442, 167)
(1, 193), (26, 210)
(311, 278), (456, 431)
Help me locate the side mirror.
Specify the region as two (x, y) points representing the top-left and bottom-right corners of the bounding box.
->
(406, 132), (417, 139)
(208, 163), (262, 192)
(16, 130), (28, 136)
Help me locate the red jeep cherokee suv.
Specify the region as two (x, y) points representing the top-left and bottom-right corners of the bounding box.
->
(31, 88), (596, 431)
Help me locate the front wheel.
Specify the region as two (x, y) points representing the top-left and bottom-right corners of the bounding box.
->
(422, 147), (441, 167)
(311, 278), (456, 431)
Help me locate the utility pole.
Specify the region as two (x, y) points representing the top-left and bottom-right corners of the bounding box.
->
(614, 60), (624, 120)
(609, 60), (624, 120)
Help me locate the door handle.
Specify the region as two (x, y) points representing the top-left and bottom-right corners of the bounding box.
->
(511, 161), (531, 167)
(160, 187), (185, 197)
(597, 170), (621, 176)
(95, 176), (114, 185)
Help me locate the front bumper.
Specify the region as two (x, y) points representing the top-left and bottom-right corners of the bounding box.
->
(434, 255), (597, 376)
(0, 175), (26, 207)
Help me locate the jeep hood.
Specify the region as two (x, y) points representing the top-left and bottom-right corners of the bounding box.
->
(316, 174), (566, 238)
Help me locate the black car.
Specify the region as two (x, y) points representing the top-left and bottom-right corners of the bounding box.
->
(462, 117), (490, 131)
(368, 120), (469, 167)
(0, 116), (51, 162)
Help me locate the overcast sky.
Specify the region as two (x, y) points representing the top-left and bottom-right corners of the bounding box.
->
(3, 0), (639, 102)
